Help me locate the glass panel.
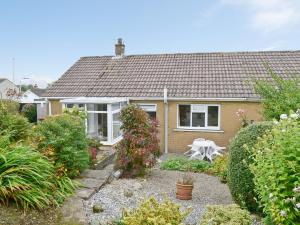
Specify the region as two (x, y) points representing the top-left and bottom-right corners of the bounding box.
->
(65, 103), (74, 109)
(179, 105), (191, 126)
(208, 106), (219, 127)
(147, 111), (156, 120)
(87, 113), (108, 141)
(192, 112), (205, 127)
(112, 103), (120, 111)
(192, 104), (206, 112)
(87, 104), (107, 111)
(139, 104), (156, 112)
(113, 112), (122, 140)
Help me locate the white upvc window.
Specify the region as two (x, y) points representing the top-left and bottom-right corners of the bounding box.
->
(138, 104), (157, 120)
(177, 104), (220, 130)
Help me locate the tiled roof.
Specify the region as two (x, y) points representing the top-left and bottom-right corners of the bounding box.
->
(30, 88), (47, 97)
(44, 51), (300, 99)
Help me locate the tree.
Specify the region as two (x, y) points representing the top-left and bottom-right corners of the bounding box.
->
(253, 66), (300, 120)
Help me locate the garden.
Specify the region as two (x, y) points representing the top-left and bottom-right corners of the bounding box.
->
(0, 69), (299, 225)
(0, 99), (92, 225)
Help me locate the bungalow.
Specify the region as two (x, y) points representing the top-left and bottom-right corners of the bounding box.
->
(43, 39), (300, 153)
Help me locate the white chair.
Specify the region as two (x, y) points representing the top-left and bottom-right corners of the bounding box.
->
(185, 138), (205, 156)
(190, 145), (206, 160)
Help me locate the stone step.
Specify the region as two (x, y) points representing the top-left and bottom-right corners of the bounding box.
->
(76, 188), (96, 200)
(81, 169), (111, 180)
(75, 178), (106, 190)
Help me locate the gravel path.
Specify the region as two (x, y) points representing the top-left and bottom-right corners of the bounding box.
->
(84, 168), (233, 225)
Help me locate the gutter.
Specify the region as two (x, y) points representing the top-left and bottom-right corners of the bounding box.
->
(163, 87), (168, 154)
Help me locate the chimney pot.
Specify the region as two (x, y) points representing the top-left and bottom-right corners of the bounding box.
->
(115, 38), (125, 57)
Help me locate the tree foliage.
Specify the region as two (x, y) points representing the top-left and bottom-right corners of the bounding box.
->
(250, 112), (300, 224)
(253, 67), (300, 120)
(115, 104), (160, 177)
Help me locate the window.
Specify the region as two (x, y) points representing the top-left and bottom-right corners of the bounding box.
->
(65, 103), (85, 110)
(138, 104), (157, 120)
(178, 104), (220, 129)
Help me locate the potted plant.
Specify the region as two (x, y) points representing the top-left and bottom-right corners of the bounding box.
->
(176, 173), (194, 200)
(88, 137), (102, 160)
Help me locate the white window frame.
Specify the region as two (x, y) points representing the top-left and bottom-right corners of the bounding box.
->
(138, 104), (157, 112)
(177, 104), (221, 130)
(62, 102), (125, 145)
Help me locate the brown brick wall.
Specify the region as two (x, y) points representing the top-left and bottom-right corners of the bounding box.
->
(167, 101), (262, 153)
(132, 100), (262, 153)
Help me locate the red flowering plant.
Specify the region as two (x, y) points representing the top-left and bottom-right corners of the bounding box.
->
(115, 104), (160, 177)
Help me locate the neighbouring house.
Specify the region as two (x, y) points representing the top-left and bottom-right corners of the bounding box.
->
(0, 78), (19, 100)
(43, 39), (300, 153)
(20, 88), (47, 120)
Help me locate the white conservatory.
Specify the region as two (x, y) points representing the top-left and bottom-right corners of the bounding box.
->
(61, 97), (127, 145)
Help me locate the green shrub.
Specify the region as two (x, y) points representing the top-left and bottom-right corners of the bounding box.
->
(160, 156), (212, 173)
(121, 197), (190, 225)
(208, 154), (229, 183)
(250, 113), (300, 224)
(21, 103), (37, 123)
(253, 67), (300, 120)
(0, 100), (19, 115)
(227, 122), (273, 212)
(115, 104), (160, 177)
(0, 141), (75, 209)
(200, 204), (252, 225)
(33, 114), (90, 178)
(0, 113), (31, 142)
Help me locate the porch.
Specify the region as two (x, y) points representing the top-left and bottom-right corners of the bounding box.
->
(61, 97), (128, 145)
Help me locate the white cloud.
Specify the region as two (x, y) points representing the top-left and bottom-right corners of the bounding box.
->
(221, 0), (300, 33)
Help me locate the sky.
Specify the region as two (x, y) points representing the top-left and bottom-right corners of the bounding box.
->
(1, 0), (300, 88)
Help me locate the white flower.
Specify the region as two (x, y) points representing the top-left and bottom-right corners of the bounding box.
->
(290, 113), (299, 119)
(269, 193), (273, 198)
(273, 120), (279, 125)
(296, 203), (300, 209)
(280, 210), (287, 217)
(293, 186), (300, 193)
(280, 114), (288, 120)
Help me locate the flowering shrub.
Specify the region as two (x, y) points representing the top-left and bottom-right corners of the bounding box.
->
(120, 196), (190, 225)
(115, 104), (160, 177)
(200, 204), (252, 225)
(33, 114), (90, 178)
(250, 112), (300, 224)
(227, 122), (273, 212)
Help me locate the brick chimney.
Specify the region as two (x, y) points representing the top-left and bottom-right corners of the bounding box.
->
(115, 38), (125, 57)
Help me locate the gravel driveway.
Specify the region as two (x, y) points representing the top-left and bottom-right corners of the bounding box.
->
(84, 168), (233, 224)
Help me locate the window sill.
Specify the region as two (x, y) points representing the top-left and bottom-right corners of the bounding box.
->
(174, 128), (224, 133)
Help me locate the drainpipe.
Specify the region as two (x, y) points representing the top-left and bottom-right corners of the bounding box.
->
(163, 87), (168, 154)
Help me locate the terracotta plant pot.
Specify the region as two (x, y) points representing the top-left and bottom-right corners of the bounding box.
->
(176, 182), (193, 200)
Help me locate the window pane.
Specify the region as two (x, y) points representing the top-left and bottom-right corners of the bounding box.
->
(65, 104), (74, 109)
(87, 113), (107, 141)
(179, 105), (191, 126)
(192, 112), (205, 127)
(192, 104), (206, 112)
(112, 103), (120, 111)
(87, 104), (107, 111)
(139, 104), (156, 112)
(147, 111), (156, 120)
(208, 106), (219, 127)
(113, 112), (122, 139)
